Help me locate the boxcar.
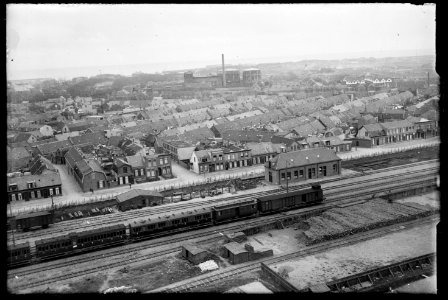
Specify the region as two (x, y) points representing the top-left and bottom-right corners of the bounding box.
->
(72, 224), (127, 250)
(129, 207), (212, 238)
(212, 197), (258, 224)
(35, 235), (73, 258)
(14, 211), (54, 231)
(257, 185), (324, 214)
(8, 242), (31, 266)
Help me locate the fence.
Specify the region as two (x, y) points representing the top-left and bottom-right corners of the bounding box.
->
(8, 141), (438, 217)
(8, 169), (265, 217)
(342, 141), (439, 161)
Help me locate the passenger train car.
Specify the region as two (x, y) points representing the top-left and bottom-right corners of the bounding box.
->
(7, 185), (324, 268)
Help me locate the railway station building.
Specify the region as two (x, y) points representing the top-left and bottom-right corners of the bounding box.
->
(264, 147), (341, 185)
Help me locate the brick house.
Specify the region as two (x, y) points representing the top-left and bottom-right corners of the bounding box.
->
(113, 157), (133, 186)
(356, 123), (387, 147)
(246, 142), (281, 165)
(265, 147), (341, 185)
(223, 145), (251, 170)
(7, 172), (62, 202)
(126, 155), (147, 184)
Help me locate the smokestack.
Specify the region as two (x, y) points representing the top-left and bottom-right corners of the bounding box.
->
(222, 54), (226, 87)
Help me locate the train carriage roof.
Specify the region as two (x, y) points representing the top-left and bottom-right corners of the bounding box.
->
(74, 224), (126, 237)
(35, 234), (72, 246)
(212, 197), (257, 211)
(257, 187), (318, 202)
(129, 206), (212, 228)
(15, 211), (52, 220)
(8, 241), (30, 251)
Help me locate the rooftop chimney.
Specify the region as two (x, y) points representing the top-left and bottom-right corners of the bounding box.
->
(222, 54), (226, 87)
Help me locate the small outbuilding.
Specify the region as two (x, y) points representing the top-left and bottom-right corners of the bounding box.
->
(116, 189), (164, 211)
(222, 242), (250, 265)
(181, 244), (210, 265)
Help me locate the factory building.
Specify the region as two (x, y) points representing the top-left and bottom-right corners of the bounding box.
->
(242, 68), (262, 85)
(183, 54), (261, 89)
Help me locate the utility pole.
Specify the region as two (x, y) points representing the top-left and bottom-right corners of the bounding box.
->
(9, 204), (15, 246)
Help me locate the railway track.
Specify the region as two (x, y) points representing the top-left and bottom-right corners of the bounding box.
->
(153, 215), (439, 293)
(8, 160), (438, 243)
(7, 170), (438, 269)
(8, 175), (437, 289)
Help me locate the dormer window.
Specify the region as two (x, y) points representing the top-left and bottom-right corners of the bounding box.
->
(8, 184), (18, 192)
(27, 181), (35, 189)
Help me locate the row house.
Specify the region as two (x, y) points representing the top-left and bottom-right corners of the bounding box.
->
(113, 158), (133, 186)
(246, 142), (282, 165)
(355, 120), (417, 147)
(189, 145), (252, 174)
(407, 116), (438, 139)
(162, 139), (197, 165)
(7, 172), (62, 202)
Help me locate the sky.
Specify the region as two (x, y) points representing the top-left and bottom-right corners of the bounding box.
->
(7, 3), (436, 80)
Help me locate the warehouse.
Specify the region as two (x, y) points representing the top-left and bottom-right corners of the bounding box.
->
(265, 147), (341, 185)
(116, 189), (164, 211)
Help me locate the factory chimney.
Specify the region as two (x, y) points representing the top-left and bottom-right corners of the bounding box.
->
(222, 54), (226, 87)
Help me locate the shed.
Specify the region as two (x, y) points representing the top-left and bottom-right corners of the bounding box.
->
(222, 242), (249, 265)
(181, 244), (209, 265)
(309, 284), (331, 293)
(116, 189), (164, 211)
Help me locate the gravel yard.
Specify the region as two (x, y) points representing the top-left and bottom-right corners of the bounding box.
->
(269, 221), (437, 291)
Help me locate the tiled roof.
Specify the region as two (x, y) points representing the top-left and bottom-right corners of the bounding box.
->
(269, 148), (341, 170)
(36, 140), (73, 155)
(29, 155), (56, 175)
(116, 189), (163, 203)
(69, 132), (108, 146)
(380, 119), (413, 129)
(65, 147), (84, 168)
(7, 172), (61, 191)
(126, 155), (145, 168)
(246, 142), (280, 156)
(7, 146), (31, 161)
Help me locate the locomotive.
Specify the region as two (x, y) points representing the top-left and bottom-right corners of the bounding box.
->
(8, 184), (323, 268)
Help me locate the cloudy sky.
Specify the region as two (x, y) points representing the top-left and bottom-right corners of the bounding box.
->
(7, 4), (436, 80)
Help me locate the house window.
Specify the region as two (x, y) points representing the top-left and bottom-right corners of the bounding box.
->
(294, 170), (298, 178)
(123, 167), (127, 173)
(18, 193), (22, 201)
(287, 172), (291, 180)
(281, 173), (286, 180)
(135, 170), (139, 176)
(8, 184), (18, 192)
(333, 164), (338, 173)
(27, 182), (35, 189)
(319, 167), (322, 175)
(49, 188), (53, 196)
(227, 154), (230, 160)
(159, 158), (163, 165)
(166, 167), (171, 174)
(36, 190), (41, 198)
(11, 194), (16, 201)
(365, 132), (368, 137)
(98, 181), (104, 188)
(299, 169), (304, 177)
(164, 157), (168, 164)
(55, 187), (60, 195)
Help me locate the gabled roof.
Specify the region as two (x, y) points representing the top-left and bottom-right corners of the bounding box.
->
(69, 132), (108, 146)
(36, 139), (73, 155)
(269, 148), (341, 170)
(114, 157), (131, 168)
(380, 119), (413, 129)
(29, 155), (57, 175)
(126, 155), (145, 168)
(246, 142), (280, 156)
(64, 147), (84, 168)
(7, 172), (61, 190)
(13, 132), (34, 143)
(116, 189), (163, 203)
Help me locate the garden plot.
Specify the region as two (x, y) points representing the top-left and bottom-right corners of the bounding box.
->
(303, 199), (433, 245)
